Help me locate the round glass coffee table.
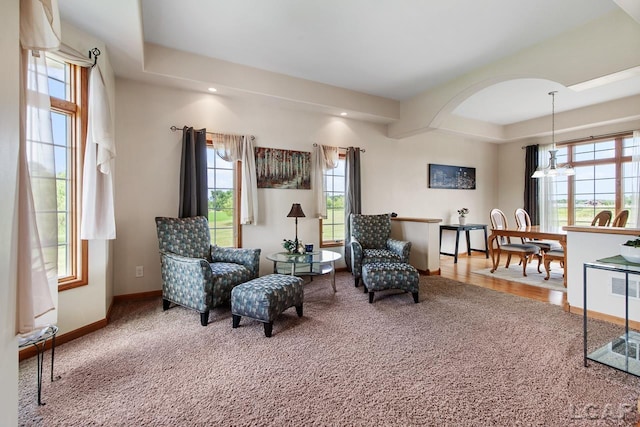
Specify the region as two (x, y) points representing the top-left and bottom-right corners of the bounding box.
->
(266, 250), (342, 292)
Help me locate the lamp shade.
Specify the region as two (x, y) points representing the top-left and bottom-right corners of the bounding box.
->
(532, 91), (575, 179)
(287, 203), (306, 218)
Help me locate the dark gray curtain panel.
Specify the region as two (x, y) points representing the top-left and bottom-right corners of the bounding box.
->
(344, 147), (362, 271)
(179, 127), (208, 218)
(524, 144), (539, 225)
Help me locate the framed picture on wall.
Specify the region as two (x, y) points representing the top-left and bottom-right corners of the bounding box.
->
(428, 164), (476, 190)
(255, 147), (311, 189)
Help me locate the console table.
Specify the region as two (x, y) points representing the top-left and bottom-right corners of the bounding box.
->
(439, 224), (489, 263)
(583, 256), (640, 377)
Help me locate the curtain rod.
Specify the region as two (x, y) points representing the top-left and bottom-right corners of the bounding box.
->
(170, 125), (255, 141)
(89, 47), (100, 68)
(521, 130), (633, 149)
(312, 143), (366, 153)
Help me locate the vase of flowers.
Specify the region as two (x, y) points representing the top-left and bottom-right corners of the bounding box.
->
(283, 239), (305, 254)
(457, 208), (469, 225)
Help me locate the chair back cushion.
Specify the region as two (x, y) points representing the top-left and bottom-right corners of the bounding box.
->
(514, 208), (532, 228)
(490, 208), (511, 246)
(350, 214), (391, 249)
(155, 216), (211, 260)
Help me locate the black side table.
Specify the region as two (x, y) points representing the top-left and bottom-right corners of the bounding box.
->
(18, 324), (59, 405)
(439, 224), (489, 263)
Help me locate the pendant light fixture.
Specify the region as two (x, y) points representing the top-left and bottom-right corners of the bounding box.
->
(532, 91), (575, 178)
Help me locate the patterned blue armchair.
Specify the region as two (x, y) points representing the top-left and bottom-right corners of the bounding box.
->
(155, 216), (261, 326)
(350, 213), (411, 287)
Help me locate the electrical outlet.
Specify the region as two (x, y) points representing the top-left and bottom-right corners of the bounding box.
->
(135, 265), (144, 278)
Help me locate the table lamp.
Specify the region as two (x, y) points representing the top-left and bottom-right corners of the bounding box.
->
(287, 203), (306, 248)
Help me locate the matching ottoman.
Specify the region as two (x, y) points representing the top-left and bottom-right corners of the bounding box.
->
(231, 274), (304, 337)
(362, 262), (419, 304)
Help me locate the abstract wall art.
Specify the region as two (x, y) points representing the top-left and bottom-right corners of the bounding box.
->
(428, 164), (476, 190)
(255, 147), (311, 189)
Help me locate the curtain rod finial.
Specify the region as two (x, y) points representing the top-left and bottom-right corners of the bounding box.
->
(89, 47), (101, 68)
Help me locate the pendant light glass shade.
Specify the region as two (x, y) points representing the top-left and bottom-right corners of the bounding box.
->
(532, 91), (575, 178)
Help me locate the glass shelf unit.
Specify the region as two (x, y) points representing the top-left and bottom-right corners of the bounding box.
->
(584, 256), (640, 377)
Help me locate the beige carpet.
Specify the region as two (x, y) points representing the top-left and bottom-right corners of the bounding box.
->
(19, 272), (640, 426)
(473, 263), (566, 292)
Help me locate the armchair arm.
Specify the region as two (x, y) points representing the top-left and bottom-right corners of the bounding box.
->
(350, 238), (364, 277)
(211, 246), (262, 279)
(159, 251), (213, 312)
(386, 239), (412, 263)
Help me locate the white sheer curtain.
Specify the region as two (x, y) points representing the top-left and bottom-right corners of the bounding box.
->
(538, 143), (559, 231)
(240, 136), (258, 225)
(630, 130), (640, 228)
(212, 134), (258, 224)
(312, 144), (339, 218)
(17, 0), (61, 333)
(81, 65), (116, 239)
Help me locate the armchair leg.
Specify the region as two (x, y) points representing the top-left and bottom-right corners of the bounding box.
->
(412, 292), (419, 303)
(162, 299), (170, 311)
(354, 277), (359, 287)
(263, 322), (273, 338)
(200, 311), (209, 327)
(232, 314), (241, 328)
(295, 305), (303, 317)
(369, 292), (374, 303)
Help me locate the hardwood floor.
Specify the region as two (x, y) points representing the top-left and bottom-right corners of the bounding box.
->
(438, 253), (567, 308)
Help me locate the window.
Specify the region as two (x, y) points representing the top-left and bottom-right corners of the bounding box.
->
(206, 147), (240, 247)
(556, 133), (637, 227)
(47, 56), (88, 290)
(320, 155), (346, 247)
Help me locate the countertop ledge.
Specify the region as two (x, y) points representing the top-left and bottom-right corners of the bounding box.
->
(563, 226), (640, 236)
(391, 217), (442, 223)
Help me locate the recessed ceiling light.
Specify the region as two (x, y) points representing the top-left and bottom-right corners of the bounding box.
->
(340, 112), (347, 116)
(208, 87), (217, 92)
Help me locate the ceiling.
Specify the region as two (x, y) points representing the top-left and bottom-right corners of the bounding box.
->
(58, 0), (640, 127)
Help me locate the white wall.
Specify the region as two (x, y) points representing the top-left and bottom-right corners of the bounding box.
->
(1, 1), (20, 425)
(390, 132), (498, 255)
(566, 229), (640, 321)
(54, 23), (117, 335)
(497, 140), (527, 221)
(113, 79), (499, 295)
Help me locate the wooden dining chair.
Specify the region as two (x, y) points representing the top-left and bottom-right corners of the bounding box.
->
(513, 209), (563, 248)
(590, 210), (612, 226)
(514, 208), (559, 272)
(489, 208), (540, 276)
(543, 249), (565, 284)
(612, 210), (629, 227)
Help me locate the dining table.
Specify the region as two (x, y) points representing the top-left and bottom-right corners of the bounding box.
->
(487, 226), (567, 287)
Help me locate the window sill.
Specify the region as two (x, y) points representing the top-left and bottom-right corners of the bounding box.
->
(320, 241), (344, 248)
(58, 277), (88, 292)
